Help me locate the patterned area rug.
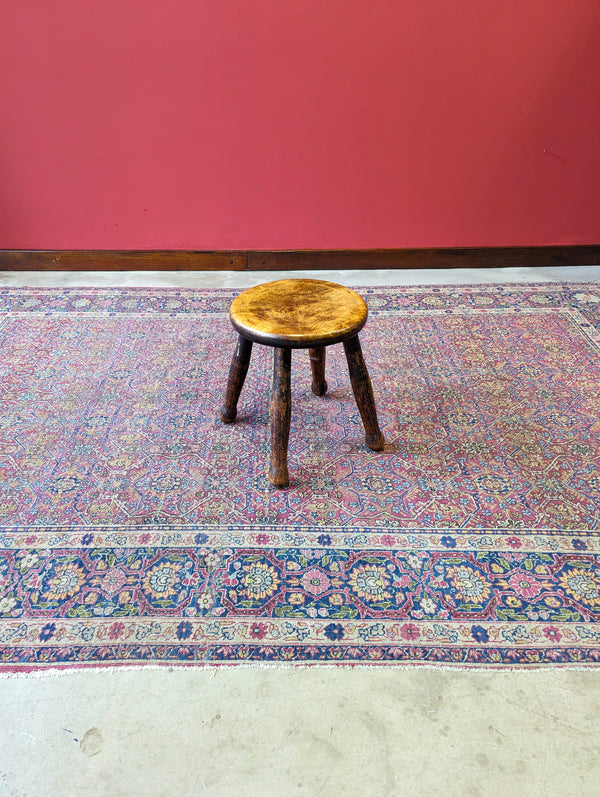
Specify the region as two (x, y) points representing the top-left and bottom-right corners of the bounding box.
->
(1, 283), (600, 670)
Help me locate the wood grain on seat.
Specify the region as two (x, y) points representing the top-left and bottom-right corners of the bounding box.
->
(229, 279), (368, 348)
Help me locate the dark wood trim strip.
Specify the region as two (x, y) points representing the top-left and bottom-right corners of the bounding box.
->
(248, 246), (600, 270)
(0, 246), (599, 271)
(0, 250), (248, 271)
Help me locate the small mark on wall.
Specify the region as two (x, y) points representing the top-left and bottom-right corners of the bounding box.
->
(543, 148), (567, 164)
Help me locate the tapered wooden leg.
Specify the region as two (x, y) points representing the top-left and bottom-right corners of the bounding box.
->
(309, 347), (327, 396)
(220, 335), (253, 423)
(343, 335), (384, 451)
(269, 347), (292, 488)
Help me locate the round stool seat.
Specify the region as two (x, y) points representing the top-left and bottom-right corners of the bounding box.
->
(230, 279), (368, 348)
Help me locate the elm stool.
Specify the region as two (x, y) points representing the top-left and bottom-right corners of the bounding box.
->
(219, 279), (384, 489)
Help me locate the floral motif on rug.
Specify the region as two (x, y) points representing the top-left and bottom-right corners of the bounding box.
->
(1, 283), (600, 669)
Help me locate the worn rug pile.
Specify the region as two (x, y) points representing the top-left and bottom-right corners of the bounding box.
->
(1, 283), (599, 671)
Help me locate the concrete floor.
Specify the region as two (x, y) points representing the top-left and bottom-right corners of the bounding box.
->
(1, 266), (600, 797)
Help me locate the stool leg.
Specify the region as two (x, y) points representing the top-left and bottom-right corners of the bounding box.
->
(343, 335), (385, 451)
(309, 347), (328, 396)
(269, 347), (292, 488)
(220, 335), (253, 424)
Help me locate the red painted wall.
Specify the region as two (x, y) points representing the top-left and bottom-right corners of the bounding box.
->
(1, 1), (599, 250)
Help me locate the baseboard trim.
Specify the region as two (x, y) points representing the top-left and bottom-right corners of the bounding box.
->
(0, 250), (247, 271)
(1, 246), (599, 271)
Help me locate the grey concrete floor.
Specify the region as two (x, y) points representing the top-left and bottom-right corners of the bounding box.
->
(1, 266), (600, 797)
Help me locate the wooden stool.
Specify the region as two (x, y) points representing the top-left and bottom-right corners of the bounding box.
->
(220, 279), (384, 488)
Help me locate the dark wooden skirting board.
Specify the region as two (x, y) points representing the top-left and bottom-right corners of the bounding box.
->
(0, 250), (247, 271)
(248, 247), (600, 270)
(0, 246), (599, 271)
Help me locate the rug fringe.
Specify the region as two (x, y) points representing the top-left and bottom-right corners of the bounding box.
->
(2, 661), (600, 678)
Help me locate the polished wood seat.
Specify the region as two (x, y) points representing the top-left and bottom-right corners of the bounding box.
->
(220, 279), (384, 488)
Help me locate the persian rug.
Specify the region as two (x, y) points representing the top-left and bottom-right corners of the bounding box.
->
(1, 283), (600, 671)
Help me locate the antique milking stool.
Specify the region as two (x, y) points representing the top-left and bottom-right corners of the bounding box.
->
(219, 279), (384, 488)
